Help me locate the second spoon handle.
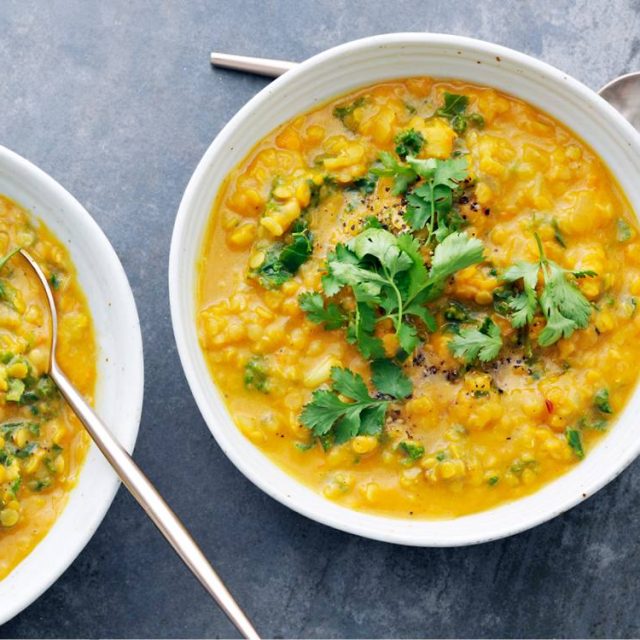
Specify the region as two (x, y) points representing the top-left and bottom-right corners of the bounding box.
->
(51, 363), (260, 640)
(210, 52), (296, 77)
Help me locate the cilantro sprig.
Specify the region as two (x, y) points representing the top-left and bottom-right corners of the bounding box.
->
(502, 234), (596, 346)
(404, 155), (468, 240)
(300, 360), (412, 445)
(301, 228), (484, 359)
(371, 152), (418, 195)
(448, 317), (503, 364)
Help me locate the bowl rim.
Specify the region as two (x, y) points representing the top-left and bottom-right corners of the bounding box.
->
(0, 145), (144, 622)
(169, 32), (640, 546)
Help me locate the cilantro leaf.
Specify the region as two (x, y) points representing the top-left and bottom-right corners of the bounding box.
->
(552, 218), (566, 248)
(435, 92), (484, 134)
(300, 364), (411, 446)
(255, 222), (313, 288)
(299, 292), (346, 330)
(394, 129), (424, 159)
(448, 317), (503, 363)
(306, 228), (483, 360)
(371, 359), (412, 399)
(503, 235), (594, 347)
(566, 428), (584, 459)
(398, 441), (425, 460)
(436, 92), (469, 118)
(370, 152), (418, 195)
(403, 156), (467, 238)
(346, 302), (386, 360)
(594, 388), (613, 414)
(426, 231), (485, 291)
(333, 96), (366, 131)
(244, 357), (269, 393)
(538, 262), (592, 347)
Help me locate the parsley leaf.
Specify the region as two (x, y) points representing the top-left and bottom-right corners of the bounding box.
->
(449, 317), (503, 363)
(394, 129), (424, 159)
(300, 362), (411, 445)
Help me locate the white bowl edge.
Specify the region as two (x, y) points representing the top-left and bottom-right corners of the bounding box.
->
(169, 33), (640, 546)
(0, 145), (144, 622)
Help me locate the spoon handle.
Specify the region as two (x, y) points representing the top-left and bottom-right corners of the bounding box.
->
(50, 364), (260, 640)
(210, 52), (296, 77)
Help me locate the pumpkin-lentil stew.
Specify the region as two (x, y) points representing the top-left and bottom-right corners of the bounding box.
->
(197, 78), (640, 518)
(0, 195), (95, 578)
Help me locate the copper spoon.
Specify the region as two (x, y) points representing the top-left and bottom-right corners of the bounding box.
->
(210, 52), (640, 131)
(17, 249), (259, 640)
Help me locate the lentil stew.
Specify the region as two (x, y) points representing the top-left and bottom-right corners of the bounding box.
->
(197, 78), (640, 518)
(0, 196), (96, 578)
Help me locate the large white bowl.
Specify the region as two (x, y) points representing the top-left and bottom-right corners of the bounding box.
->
(170, 33), (640, 546)
(0, 146), (144, 622)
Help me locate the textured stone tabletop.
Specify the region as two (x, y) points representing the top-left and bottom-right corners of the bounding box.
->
(1, 1), (640, 637)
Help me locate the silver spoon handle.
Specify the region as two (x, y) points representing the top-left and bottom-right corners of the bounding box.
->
(210, 52), (296, 77)
(50, 363), (259, 640)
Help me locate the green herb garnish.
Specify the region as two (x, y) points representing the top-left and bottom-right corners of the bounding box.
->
(305, 228), (483, 359)
(394, 129), (424, 159)
(448, 317), (503, 364)
(566, 428), (584, 459)
(435, 92), (484, 134)
(503, 233), (595, 346)
(300, 361), (412, 446)
(399, 441), (425, 460)
(333, 96), (366, 131)
(255, 221), (312, 288)
(403, 156), (468, 240)
(616, 218), (635, 242)
(594, 388), (613, 414)
(243, 356), (269, 393)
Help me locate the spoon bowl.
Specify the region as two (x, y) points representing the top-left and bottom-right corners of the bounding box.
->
(599, 71), (640, 131)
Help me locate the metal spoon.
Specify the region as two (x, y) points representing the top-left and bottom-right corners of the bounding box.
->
(210, 52), (640, 131)
(599, 71), (640, 131)
(17, 249), (259, 640)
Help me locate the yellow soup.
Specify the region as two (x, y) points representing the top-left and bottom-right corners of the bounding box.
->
(198, 78), (640, 519)
(0, 196), (96, 578)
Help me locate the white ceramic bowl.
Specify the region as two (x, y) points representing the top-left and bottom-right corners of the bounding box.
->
(170, 33), (640, 546)
(0, 146), (144, 622)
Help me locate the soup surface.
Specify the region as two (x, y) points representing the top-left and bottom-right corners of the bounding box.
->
(0, 196), (95, 578)
(198, 78), (640, 518)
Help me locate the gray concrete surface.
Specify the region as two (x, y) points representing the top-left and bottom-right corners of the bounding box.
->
(0, 1), (639, 637)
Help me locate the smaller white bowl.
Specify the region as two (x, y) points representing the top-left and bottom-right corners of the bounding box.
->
(0, 146), (144, 623)
(170, 33), (640, 546)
